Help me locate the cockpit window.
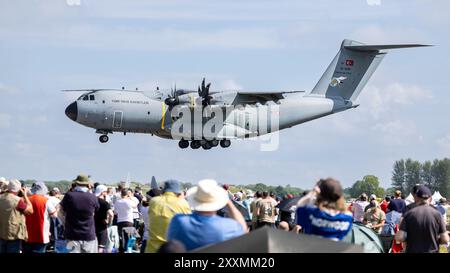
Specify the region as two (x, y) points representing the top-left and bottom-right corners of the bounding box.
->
(89, 95), (95, 101)
(83, 95), (88, 101)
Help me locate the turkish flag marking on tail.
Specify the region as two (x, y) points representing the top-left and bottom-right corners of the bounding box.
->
(346, 59), (354, 66)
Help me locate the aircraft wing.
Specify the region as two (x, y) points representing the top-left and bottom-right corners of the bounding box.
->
(233, 90), (304, 104)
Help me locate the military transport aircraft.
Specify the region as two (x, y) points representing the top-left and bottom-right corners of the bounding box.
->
(64, 39), (429, 150)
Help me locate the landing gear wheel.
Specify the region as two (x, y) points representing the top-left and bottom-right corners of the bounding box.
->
(202, 142), (212, 150)
(178, 139), (189, 149)
(99, 135), (109, 143)
(210, 140), (219, 147)
(220, 139), (231, 148)
(190, 140), (201, 149)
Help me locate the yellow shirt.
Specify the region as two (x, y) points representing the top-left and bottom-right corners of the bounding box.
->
(145, 192), (191, 253)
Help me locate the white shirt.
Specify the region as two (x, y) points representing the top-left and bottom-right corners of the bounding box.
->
(353, 200), (369, 222)
(131, 196), (140, 220)
(47, 196), (60, 209)
(115, 198), (136, 223)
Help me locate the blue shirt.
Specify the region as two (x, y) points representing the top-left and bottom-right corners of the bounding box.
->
(387, 199), (406, 213)
(167, 212), (244, 251)
(296, 205), (353, 241)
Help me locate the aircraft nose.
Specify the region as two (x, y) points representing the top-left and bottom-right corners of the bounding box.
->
(65, 101), (78, 121)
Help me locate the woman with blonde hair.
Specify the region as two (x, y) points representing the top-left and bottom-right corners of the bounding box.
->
(295, 178), (353, 241)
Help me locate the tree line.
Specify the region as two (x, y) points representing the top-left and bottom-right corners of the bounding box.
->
(346, 158), (450, 198)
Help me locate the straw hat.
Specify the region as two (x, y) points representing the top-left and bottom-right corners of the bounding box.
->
(186, 179), (229, 212)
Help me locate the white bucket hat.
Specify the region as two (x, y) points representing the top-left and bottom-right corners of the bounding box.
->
(186, 179), (229, 212)
(94, 185), (108, 197)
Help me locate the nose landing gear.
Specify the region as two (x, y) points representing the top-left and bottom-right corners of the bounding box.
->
(99, 134), (109, 143)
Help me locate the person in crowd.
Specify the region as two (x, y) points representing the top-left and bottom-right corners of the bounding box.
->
(139, 199), (150, 253)
(387, 190), (406, 214)
(363, 200), (386, 234)
(279, 194), (297, 231)
(352, 193), (369, 223)
(395, 185), (449, 253)
(167, 179), (247, 251)
(296, 178), (353, 241)
(380, 196), (390, 213)
(250, 191), (262, 230)
(115, 188), (138, 252)
(364, 194), (378, 212)
(435, 198), (448, 225)
(0, 179), (33, 253)
(105, 187), (115, 205)
(404, 185), (421, 213)
(58, 174), (99, 253)
(94, 185), (114, 253)
(129, 188), (141, 229)
(222, 184), (234, 200)
(145, 179), (191, 253)
(48, 189), (61, 208)
(24, 181), (57, 253)
(0, 177), (8, 193)
(256, 191), (277, 228)
(242, 190), (254, 229)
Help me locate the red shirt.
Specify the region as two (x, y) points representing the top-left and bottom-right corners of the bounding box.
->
(380, 200), (389, 213)
(25, 195), (56, 243)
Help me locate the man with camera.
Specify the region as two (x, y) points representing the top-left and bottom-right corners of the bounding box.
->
(0, 179), (34, 253)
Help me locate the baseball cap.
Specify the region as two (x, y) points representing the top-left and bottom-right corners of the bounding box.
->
(416, 185), (432, 199)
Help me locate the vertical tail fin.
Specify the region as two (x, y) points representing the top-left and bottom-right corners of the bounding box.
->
(309, 39), (430, 102)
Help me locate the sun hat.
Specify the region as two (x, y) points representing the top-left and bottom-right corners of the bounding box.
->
(8, 179), (21, 193)
(73, 174), (90, 186)
(186, 179), (229, 212)
(94, 185), (108, 197)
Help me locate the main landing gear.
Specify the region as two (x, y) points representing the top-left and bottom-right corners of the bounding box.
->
(178, 139), (231, 150)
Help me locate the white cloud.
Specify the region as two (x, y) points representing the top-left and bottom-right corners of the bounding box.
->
(372, 120), (420, 146)
(357, 83), (433, 119)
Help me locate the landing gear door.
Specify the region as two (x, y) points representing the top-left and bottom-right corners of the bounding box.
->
(113, 111), (123, 128)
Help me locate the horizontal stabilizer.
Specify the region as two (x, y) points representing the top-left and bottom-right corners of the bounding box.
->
(344, 44), (432, 52)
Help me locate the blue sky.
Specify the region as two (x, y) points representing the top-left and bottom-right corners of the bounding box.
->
(1, 0), (449, 189)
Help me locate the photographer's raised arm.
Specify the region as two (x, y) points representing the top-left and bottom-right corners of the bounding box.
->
(21, 188), (33, 215)
(226, 200), (248, 233)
